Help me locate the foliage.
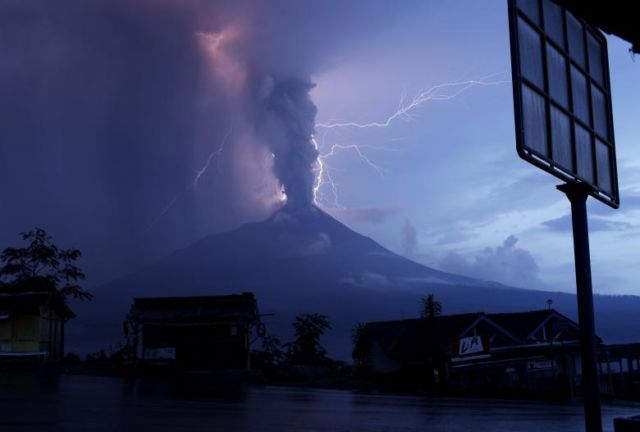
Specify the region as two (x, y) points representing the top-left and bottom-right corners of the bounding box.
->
(84, 344), (134, 366)
(287, 313), (331, 365)
(64, 352), (81, 364)
(86, 349), (108, 363)
(261, 334), (285, 366)
(108, 343), (136, 364)
(351, 322), (371, 371)
(420, 293), (442, 319)
(0, 228), (92, 301)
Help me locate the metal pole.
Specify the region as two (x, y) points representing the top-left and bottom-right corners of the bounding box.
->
(557, 182), (602, 432)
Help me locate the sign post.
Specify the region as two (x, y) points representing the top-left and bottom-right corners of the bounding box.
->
(558, 182), (601, 431)
(508, 1), (619, 431)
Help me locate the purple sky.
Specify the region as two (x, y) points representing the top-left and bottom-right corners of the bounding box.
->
(1, 0), (639, 295)
(311, 2), (640, 296)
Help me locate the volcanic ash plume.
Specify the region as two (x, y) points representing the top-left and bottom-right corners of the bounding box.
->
(186, 0), (406, 215)
(197, 17), (321, 210)
(197, 0), (400, 213)
(0, 0), (405, 278)
(255, 75), (319, 209)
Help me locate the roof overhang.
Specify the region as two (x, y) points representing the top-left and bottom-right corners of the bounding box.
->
(555, 0), (640, 53)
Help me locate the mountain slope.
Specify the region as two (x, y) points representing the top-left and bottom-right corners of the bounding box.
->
(68, 205), (640, 359)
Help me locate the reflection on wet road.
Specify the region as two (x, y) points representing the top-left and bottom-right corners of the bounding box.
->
(0, 373), (637, 431)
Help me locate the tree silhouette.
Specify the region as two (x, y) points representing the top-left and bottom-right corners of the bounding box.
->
(0, 228), (92, 301)
(420, 293), (442, 319)
(287, 313), (331, 365)
(261, 334), (284, 366)
(352, 322), (371, 371)
(420, 293), (444, 387)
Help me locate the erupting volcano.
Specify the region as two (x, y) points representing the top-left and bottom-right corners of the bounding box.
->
(70, 203), (640, 359)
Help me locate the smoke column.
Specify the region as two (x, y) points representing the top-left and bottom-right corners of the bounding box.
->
(194, 0), (408, 212)
(255, 76), (318, 208)
(0, 0), (408, 279)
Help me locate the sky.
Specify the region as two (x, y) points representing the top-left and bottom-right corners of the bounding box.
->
(312, 1), (640, 295)
(1, 0), (639, 295)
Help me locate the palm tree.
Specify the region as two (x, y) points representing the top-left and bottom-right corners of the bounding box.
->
(420, 293), (442, 319)
(352, 323), (371, 371)
(420, 293), (443, 387)
(287, 313), (331, 365)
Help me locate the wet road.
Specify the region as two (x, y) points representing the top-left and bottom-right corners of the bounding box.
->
(0, 373), (638, 431)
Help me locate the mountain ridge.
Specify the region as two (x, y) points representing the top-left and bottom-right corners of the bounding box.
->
(68, 204), (640, 359)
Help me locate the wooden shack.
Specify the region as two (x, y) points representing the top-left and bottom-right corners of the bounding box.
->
(124, 293), (260, 369)
(0, 288), (75, 361)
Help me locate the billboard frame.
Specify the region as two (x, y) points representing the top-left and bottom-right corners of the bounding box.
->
(508, 0), (619, 208)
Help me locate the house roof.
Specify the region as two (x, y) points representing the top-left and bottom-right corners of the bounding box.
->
(487, 310), (557, 342)
(365, 309), (585, 364)
(366, 313), (483, 347)
(126, 292), (259, 325)
(488, 309), (594, 343)
(0, 291), (75, 319)
(0, 278), (76, 319)
(366, 313), (486, 364)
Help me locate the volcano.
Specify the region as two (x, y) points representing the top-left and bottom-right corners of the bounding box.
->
(70, 205), (640, 359)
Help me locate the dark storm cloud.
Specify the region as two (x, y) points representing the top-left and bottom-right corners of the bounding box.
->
(438, 235), (545, 289)
(206, 0), (408, 209)
(0, 0), (412, 281)
(0, 0), (217, 275)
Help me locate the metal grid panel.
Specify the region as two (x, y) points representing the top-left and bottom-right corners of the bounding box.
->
(509, 0), (619, 208)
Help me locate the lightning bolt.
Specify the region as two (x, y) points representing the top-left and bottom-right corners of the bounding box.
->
(143, 122), (234, 233)
(316, 72), (510, 130)
(312, 71), (510, 207)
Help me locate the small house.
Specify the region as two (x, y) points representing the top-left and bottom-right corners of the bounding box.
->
(363, 309), (587, 396)
(0, 287), (75, 361)
(124, 293), (260, 369)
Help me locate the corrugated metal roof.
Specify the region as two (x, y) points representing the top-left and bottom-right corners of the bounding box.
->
(127, 292), (258, 324)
